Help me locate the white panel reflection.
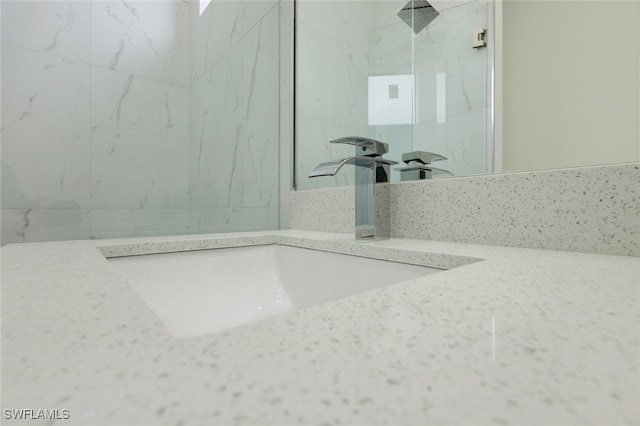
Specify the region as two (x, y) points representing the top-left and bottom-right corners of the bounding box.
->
(368, 74), (415, 125)
(199, 0), (212, 16)
(436, 72), (446, 123)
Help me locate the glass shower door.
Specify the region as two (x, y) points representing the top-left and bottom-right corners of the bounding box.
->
(368, 0), (491, 180)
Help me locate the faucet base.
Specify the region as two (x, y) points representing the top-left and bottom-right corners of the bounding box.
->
(355, 226), (376, 239)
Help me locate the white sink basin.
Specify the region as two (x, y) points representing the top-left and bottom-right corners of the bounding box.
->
(108, 245), (441, 337)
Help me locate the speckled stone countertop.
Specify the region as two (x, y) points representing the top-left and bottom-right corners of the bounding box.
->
(2, 230), (639, 426)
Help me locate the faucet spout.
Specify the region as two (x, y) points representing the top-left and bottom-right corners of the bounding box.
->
(308, 156), (396, 178)
(307, 137), (398, 240)
(308, 157), (355, 177)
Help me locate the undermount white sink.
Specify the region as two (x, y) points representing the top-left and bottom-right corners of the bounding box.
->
(108, 245), (442, 337)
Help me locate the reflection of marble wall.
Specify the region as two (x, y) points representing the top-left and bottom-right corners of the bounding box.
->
(189, 1), (280, 234)
(295, 0), (489, 189)
(295, 1), (373, 190)
(1, 1), (191, 244)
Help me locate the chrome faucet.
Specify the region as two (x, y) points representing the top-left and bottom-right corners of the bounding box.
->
(309, 137), (398, 239)
(395, 150), (454, 180)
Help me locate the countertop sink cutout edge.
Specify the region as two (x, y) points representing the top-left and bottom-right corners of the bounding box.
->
(96, 234), (485, 270)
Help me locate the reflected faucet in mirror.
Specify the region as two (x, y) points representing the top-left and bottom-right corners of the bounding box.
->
(395, 151), (454, 181)
(309, 137), (398, 240)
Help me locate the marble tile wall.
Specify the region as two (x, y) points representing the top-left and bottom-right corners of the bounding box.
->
(190, 0), (278, 85)
(188, 1), (280, 235)
(290, 163), (640, 257)
(1, 0), (192, 245)
(1, 0), (282, 245)
(2, 45), (92, 213)
(90, 1), (190, 87)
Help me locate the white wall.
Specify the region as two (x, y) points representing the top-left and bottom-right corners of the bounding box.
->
(502, 0), (640, 172)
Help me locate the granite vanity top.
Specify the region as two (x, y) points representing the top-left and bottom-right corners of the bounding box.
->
(1, 230), (638, 425)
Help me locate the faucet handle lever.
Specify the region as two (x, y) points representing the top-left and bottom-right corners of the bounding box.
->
(402, 150), (447, 164)
(330, 136), (389, 156)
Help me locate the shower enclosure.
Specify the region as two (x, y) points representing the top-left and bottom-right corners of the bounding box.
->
(0, 0), (283, 245)
(295, 0), (493, 189)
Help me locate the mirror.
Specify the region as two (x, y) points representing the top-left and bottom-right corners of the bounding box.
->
(294, 0), (640, 190)
(295, 0), (491, 190)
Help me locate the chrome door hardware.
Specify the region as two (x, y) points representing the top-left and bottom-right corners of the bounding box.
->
(473, 27), (487, 48)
